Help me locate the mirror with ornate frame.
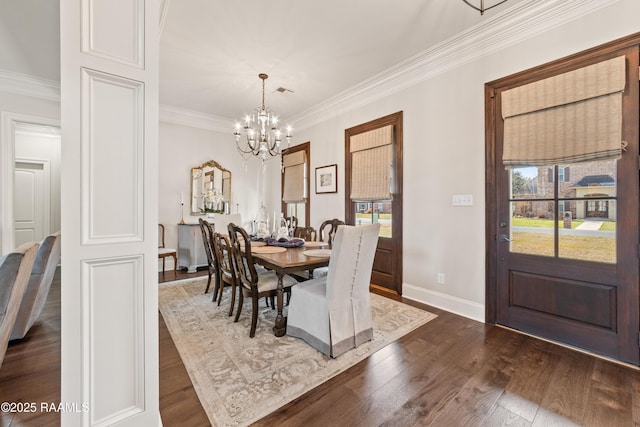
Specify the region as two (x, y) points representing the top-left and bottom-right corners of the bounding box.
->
(190, 160), (231, 215)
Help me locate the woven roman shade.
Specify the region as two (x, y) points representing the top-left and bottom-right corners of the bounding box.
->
(282, 151), (306, 203)
(501, 55), (626, 168)
(350, 125), (393, 201)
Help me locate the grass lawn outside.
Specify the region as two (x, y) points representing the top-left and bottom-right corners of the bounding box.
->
(511, 232), (616, 263)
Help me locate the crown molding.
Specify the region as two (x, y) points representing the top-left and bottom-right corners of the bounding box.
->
(0, 69), (60, 102)
(159, 104), (231, 132)
(1, 0), (621, 133)
(289, 0), (623, 130)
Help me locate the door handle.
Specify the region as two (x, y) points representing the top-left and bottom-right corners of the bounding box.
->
(498, 234), (511, 242)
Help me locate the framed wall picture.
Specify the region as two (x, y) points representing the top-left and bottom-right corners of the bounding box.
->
(315, 164), (337, 194)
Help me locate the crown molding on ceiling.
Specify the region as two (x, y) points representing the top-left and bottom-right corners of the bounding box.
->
(0, 69), (60, 102)
(289, 0), (623, 130)
(159, 104), (231, 132)
(0, 0), (622, 133)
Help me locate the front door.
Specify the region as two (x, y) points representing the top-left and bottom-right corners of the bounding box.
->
(486, 38), (640, 365)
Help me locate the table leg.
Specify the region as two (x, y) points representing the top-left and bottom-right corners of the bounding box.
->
(272, 272), (286, 337)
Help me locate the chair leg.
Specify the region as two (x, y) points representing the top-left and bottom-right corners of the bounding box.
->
(228, 282), (236, 317)
(161, 257), (165, 274)
(250, 297), (259, 338)
(204, 268), (212, 294)
(212, 274), (220, 303)
(216, 282), (224, 306)
(172, 254), (177, 272)
(234, 291), (243, 323)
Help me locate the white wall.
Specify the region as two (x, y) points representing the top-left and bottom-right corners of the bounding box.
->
(291, 0), (640, 321)
(159, 121), (270, 268)
(0, 91), (59, 119)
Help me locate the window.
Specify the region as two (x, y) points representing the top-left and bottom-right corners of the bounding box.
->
(510, 160), (616, 263)
(548, 166), (570, 183)
(281, 142), (310, 227)
(354, 201), (392, 238)
(558, 200), (566, 213)
(558, 167), (569, 182)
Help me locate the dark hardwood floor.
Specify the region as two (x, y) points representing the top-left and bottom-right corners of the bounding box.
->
(2, 268), (639, 426)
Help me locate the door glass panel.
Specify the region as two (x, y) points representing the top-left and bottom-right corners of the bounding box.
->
(558, 199), (616, 263)
(285, 202), (306, 227)
(509, 160), (616, 262)
(556, 160), (616, 263)
(510, 167), (545, 199)
(355, 201), (391, 237)
(510, 201), (554, 256)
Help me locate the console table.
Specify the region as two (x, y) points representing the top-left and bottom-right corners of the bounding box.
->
(177, 214), (241, 273)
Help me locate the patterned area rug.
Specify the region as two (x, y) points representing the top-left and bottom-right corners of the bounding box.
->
(159, 277), (437, 427)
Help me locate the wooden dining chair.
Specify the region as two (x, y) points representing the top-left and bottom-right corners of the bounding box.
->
(287, 223), (380, 357)
(227, 223), (297, 338)
(293, 226), (316, 241)
(210, 232), (239, 316)
(158, 224), (177, 274)
(198, 218), (219, 295)
(318, 218), (345, 245)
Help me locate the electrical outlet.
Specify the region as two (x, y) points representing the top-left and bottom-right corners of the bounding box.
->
(437, 273), (445, 285)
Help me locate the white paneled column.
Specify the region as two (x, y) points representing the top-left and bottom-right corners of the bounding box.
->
(60, 0), (159, 425)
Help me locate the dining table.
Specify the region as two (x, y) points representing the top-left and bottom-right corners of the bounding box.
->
(250, 243), (331, 337)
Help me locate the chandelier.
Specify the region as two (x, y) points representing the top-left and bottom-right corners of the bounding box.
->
(234, 73), (292, 165)
(462, 0), (509, 15)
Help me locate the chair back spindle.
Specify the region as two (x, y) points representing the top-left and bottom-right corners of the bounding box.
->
(318, 218), (345, 244)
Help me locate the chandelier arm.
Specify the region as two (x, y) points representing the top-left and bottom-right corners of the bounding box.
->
(462, 0), (508, 15)
(236, 139), (259, 155)
(267, 145), (280, 156)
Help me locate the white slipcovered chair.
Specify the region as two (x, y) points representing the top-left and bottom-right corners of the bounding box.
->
(11, 232), (61, 341)
(287, 223), (380, 358)
(0, 241), (39, 367)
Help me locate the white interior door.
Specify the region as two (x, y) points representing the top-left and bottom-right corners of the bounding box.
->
(13, 160), (50, 246)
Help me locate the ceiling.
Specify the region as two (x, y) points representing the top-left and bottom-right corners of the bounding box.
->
(0, 0), (526, 124)
(159, 0), (525, 123)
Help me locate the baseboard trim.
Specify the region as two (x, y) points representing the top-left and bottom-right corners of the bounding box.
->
(403, 283), (485, 323)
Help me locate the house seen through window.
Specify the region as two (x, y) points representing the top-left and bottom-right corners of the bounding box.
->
(510, 159), (616, 263)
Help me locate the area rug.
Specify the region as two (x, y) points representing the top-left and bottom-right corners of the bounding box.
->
(159, 277), (437, 427)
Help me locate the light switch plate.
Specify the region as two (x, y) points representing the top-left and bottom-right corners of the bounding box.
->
(452, 194), (473, 206)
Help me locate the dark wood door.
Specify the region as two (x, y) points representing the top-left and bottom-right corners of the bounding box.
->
(486, 38), (640, 365)
(345, 112), (403, 295)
